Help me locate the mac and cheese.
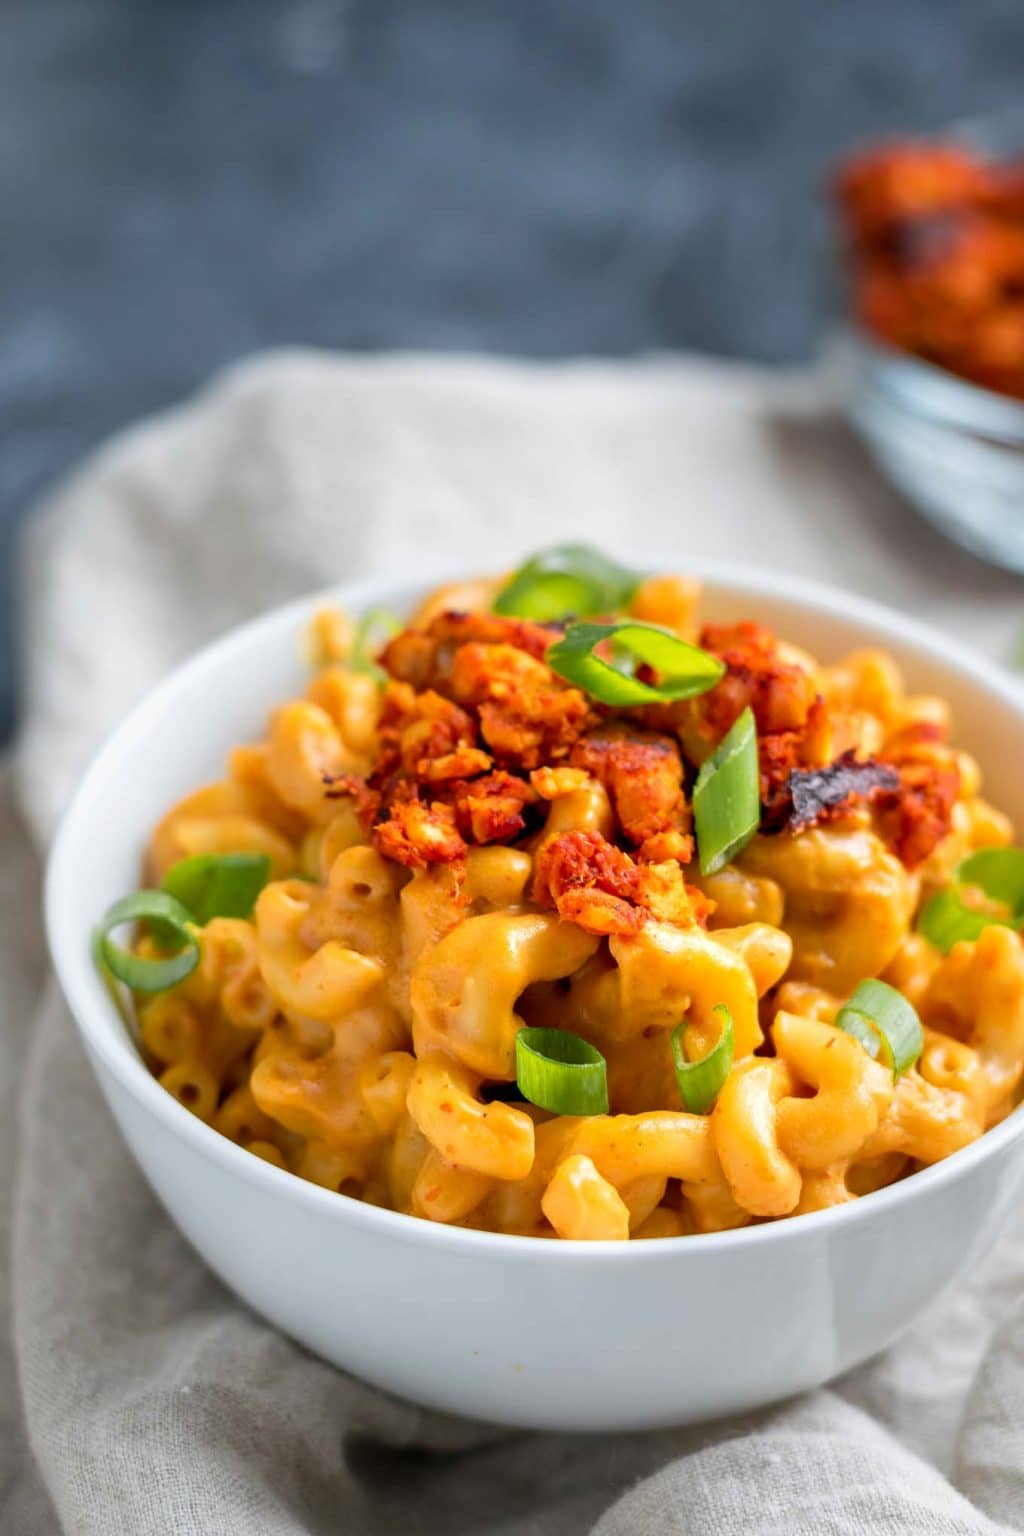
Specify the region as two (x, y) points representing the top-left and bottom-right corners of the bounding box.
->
(108, 559), (1023, 1241)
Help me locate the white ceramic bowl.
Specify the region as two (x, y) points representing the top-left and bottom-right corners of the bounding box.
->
(46, 561), (1024, 1432)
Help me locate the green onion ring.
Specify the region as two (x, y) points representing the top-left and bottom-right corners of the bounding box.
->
(95, 890), (200, 993)
(917, 846), (1024, 954)
(350, 606), (400, 679)
(835, 977), (923, 1078)
(693, 707), (760, 876)
(161, 851), (270, 923)
(671, 1004), (734, 1114)
(514, 1027), (609, 1115)
(493, 544), (639, 621)
(546, 619), (725, 706)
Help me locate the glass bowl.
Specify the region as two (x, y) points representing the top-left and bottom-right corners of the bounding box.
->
(828, 109), (1024, 575)
(828, 326), (1024, 573)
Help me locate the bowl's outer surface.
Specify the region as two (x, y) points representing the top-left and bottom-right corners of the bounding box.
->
(828, 328), (1024, 575)
(47, 560), (1024, 1431)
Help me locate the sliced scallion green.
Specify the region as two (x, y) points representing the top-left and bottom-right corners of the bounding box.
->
(161, 852), (270, 923)
(836, 977), (923, 1078)
(916, 889), (1000, 953)
(671, 1004), (734, 1114)
(514, 1027), (609, 1115)
(957, 847), (1024, 914)
(917, 846), (1024, 953)
(493, 544), (638, 621)
(693, 707), (760, 875)
(95, 890), (200, 993)
(546, 620), (725, 706)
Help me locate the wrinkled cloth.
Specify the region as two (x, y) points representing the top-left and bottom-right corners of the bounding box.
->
(4, 350), (1024, 1536)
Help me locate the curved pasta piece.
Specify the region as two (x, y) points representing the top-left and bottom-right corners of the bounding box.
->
(792, 1167), (855, 1216)
(921, 925), (1024, 1111)
(251, 1003), (407, 1149)
(709, 923), (793, 999)
(480, 1116), (581, 1236)
(627, 574), (701, 638)
(306, 666), (381, 757)
(773, 1010), (893, 1171)
(881, 932), (942, 1012)
(214, 1082), (285, 1149)
(608, 921), (769, 1056)
(680, 1176), (752, 1233)
(158, 1060), (220, 1122)
(410, 911), (597, 1078)
(148, 779), (299, 881)
(296, 1138), (375, 1198)
(255, 881), (385, 1021)
(406, 1058), (535, 1180)
(532, 921), (783, 1114)
(411, 1149), (494, 1224)
(617, 1175), (669, 1233)
(771, 980), (841, 1024)
(189, 917), (277, 1034)
(531, 773), (614, 850)
(860, 1067), (982, 1164)
(739, 825), (916, 994)
(400, 847), (533, 976)
(138, 992), (204, 1068)
(917, 1028), (989, 1124)
(821, 648), (904, 725)
(267, 701), (371, 821)
(386, 1112), (432, 1213)
(299, 846), (407, 1012)
(568, 1111), (719, 1187)
(845, 1150), (909, 1197)
(632, 1206), (691, 1239)
(713, 1058), (801, 1217)
(140, 919), (269, 1078)
(691, 864), (785, 929)
(300, 803), (367, 880)
(358, 1050), (417, 1137)
(541, 1154), (630, 1241)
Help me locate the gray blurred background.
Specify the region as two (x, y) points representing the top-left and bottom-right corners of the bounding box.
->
(4, 0), (1023, 737)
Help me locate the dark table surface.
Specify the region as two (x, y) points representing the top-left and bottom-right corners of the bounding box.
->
(4, 0), (1023, 737)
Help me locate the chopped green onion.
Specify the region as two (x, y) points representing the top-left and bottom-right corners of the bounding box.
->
(693, 707), (760, 875)
(95, 890), (200, 993)
(916, 889), (996, 953)
(671, 1004), (734, 1114)
(514, 1027), (609, 1115)
(957, 848), (1024, 914)
(351, 607), (400, 680)
(917, 846), (1024, 953)
(546, 620), (725, 706)
(161, 852), (270, 923)
(836, 977), (923, 1078)
(493, 544), (639, 622)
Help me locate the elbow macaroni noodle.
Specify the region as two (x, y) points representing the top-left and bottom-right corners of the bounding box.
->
(124, 572), (1023, 1240)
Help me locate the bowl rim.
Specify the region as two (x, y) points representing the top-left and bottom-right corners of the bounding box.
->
(45, 557), (1024, 1262)
(830, 324), (1024, 441)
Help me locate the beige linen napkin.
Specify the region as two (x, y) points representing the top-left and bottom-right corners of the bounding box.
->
(5, 350), (1024, 1535)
